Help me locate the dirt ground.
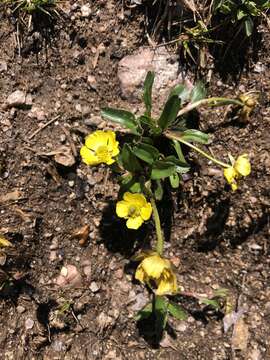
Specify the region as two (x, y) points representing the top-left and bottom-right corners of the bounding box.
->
(0, 1), (269, 359)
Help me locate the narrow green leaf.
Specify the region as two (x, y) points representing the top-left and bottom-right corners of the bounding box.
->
(158, 95), (181, 130)
(172, 140), (187, 163)
(151, 160), (176, 180)
(169, 173), (180, 188)
(181, 129), (209, 144)
(120, 144), (142, 173)
(143, 71), (155, 117)
(101, 108), (140, 135)
(190, 82), (207, 103)
(132, 143), (160, 165)
(244, 17), (253, 37)
(168, 302), (188, 320)
(200, 298), (220, 310)
(135, 302), (153, 321)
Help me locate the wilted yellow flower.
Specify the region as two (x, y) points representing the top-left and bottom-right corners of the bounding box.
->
(135, 253), (177, 296)
(80, 130), (119, 166)
(116, 192), (152, 230)
(238, 92), (258, 122)
(224, 154), (251, 191)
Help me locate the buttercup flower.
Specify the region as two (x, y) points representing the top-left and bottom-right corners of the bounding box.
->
(116, 192), (152, 230)
(80, 130), (119, 166)
(135, 253), (178, 296)
(224, 154), (251, 191)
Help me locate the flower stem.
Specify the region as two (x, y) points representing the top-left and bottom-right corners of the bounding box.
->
(150, 198), (164, 255)
(177, 97), (243, 117)
(166, 131), (230, 168)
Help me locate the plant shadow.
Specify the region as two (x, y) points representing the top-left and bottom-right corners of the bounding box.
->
(99, 200), (152, 257)
(210, 17), (263, 82)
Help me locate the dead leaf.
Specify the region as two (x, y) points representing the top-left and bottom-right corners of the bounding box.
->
(71, 224), (90, 246)
(0, 190), (22, 203)
(232, 317), (249, 353)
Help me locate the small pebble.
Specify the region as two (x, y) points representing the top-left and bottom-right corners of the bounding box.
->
(17, 305), (26, 314)
(90, 281), (100, 293)
(25, 318), (34, 330)
(81, 4), (91, 17)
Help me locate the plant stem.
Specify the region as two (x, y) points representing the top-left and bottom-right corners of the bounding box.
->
(150, 197), (164, 255)
(166, 131), (230, 168)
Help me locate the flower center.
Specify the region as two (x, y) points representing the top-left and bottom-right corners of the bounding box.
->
(128, 205), (139, 218)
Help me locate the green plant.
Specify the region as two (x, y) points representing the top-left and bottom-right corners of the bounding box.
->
(80, 72), (251, 340)
(5, 0), (58, 15)
(213, 0), (270, 36)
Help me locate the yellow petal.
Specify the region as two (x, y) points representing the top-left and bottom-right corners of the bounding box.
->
(156, 271), (177, 295)
(123, 192), (146, 207)
(85, 131), (107, 151)
(116, 201), (129, 218)
(80, 146), (99, 166)
(106, 131), (120, 156)
(105, 155), (116, 165)
(135, 265), (146, 283)
(140, 203), (152, 221)
(231, 182), (238, 191)
(224, 166), (237, 185)
(141, 255), (168, 279)
(126, 216), (143, 230)
(234, 154), (251, 177)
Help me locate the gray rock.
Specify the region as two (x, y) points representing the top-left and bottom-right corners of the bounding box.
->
(118, 47), (180, 104)
(0, 60), (7, 72)
(6, 90), (26, 108)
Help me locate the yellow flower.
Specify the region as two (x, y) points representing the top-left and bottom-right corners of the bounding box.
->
(80, 130), (119, 166)
(135, 253), (178, 296)
(224, 154), (251, 191)
(116, 192), (152, 230)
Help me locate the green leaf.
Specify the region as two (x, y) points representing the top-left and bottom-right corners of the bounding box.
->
(135, 302), (153, 321)
(155, 296), (168, 330)
(120, 144), (142, 173)
(154, 180), (164, 200)
(200, 298), (220, 310)
(101, 108), (140, 135)
(158, 95), (181, 130)
(181, 129), (209, 144)
(190, 82), (207, 103)
(172, 140), (187, 163)
(244, 17), (253, 37)
(151, 160), (176, 180)
(237, 9), (246, 20)
(169, 84), (190, 104)
(138, 116), (162, 136)
(132, 143), (160, 165)
(143, 71), (155, 117)
(120, 174), (142, 194)
(168, 302), (188, 320)
(165, 156), (190, 174)
(169, 173), (180, 188)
